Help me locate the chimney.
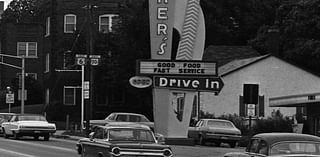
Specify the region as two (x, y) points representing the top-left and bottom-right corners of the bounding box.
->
(266, 25), (280, 57)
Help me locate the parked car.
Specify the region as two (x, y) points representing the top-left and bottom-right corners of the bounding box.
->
(188, 119), (241, 148)
(89, 112), (154, 130)
(224, 133), (320, 157)
(76, 122), (173, 157)
(2, 114), (56, 140)
(0, 113), (16, 134)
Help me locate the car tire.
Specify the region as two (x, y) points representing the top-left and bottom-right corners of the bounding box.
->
(229, 141), (236, 148)
(199, 135), (206, 145)
(215, 141), (221, 147)
(13, 131), (19, 140)
(34, 135), (39, 140)
(44, 134), (50, 141)
(3, 129), (8, 139)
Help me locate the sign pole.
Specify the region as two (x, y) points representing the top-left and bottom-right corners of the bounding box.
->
(21, 56), (25, 114)
(81, 65), (85, 132)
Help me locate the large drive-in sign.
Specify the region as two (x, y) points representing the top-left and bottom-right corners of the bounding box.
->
(137, 60), (217, 76)
(154, 76), (224, 92)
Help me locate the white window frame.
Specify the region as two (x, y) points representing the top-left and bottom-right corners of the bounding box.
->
(45, 53), (50, 73)
(64, 86), (76, 105)
(45, 17), (50, 37)
(64, 14), (76, 33)
(99, 14), (119, 33)
(17, 42), (37, 57)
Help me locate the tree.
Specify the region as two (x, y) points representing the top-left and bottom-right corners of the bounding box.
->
(250, 0), (320, 75)
(201, 0), (280, 47)
(1, 0), (41, 23)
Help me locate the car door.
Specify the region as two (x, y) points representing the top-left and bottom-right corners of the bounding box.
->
(3, 115), (18, 135)
(188, 120), (203, 139)
(82, 128), (109, 157)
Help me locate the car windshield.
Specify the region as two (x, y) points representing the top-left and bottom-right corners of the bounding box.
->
(128, 115), (149, 122)
(108, 128), (155, 142)
(18, 115), (47, 121)
(0, 115), (13, 123)
(270, 142), (320, 155)
(208, 120), (234, 128)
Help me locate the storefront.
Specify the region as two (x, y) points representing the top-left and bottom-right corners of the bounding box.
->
(270, 92), (320, 136)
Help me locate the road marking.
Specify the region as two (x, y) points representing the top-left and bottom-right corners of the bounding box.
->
(0, 148), (36, 157)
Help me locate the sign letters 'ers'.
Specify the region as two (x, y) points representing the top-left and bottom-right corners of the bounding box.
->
(149, 0), (174, 59)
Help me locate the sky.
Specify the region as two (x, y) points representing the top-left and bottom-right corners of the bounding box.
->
(3, 0), (11, 9)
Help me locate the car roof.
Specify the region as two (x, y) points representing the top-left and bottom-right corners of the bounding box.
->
(111, 112), (146, 116)
(253, 133), (320, 144)
(98, 122), (151, 130)
(0, 113), (16, 115)
(201, 118), (233, 122)
(15, 114), (44, 116)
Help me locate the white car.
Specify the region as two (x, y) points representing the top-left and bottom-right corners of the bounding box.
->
(89, 112), (154, 130)
(2, 114), (56, 141)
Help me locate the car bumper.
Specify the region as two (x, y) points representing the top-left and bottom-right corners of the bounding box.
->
(204, 133), (241, 141)
(12, 129), (56, 135)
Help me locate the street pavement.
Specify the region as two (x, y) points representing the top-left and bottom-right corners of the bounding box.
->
(52, 130), (245, 157)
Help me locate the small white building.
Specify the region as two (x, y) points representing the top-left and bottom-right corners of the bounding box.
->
(201, 54), (320, 118)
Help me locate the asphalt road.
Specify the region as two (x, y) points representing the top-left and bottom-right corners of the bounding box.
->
(0, 136), (244, 157)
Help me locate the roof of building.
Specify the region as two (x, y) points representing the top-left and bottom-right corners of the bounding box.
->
(203, 45), (261, 67)
(219, 54), (271, 76)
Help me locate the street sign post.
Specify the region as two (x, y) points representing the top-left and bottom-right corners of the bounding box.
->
(6, 93), (14, 113)
(75, 54), (88, 66)
(6, 93), (14, 104)
(89, 55), (101, 66)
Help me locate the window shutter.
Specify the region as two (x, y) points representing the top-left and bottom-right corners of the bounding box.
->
(239, 96), (245, 117)
(258, 96), (264, 117)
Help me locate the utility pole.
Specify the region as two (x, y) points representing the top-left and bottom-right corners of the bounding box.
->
(21, 56), (25, 114)
(0, 54), (26, 114)
(84, 0), (94, 136)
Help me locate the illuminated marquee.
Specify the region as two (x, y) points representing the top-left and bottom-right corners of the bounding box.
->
(137, 60), (217, 76)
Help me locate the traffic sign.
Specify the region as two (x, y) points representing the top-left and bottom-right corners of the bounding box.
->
(153, 76), (224, 92)
(75, 54), (88, 66)
(137, 60), (217, 76)
(6, 94), (14, 104)
(89, 55), (101, 66)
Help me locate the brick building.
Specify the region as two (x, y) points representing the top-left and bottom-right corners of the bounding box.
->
(1, 0), (154, 125)
(0, 22), (44, 108)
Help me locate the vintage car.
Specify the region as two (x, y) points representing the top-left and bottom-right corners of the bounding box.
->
(2, 114), (56, 141)
(0, 113), (16, 134)
(188, 119), (241, 148)
(76, 122), (173, 157)
(89, 112), (154, 130)
(224, 133), (320, 157)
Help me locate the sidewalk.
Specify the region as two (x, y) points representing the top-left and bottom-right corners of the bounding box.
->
(52, 130), (83, 141)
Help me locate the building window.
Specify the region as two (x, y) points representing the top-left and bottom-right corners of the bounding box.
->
(45, 17), (50, 36)
(45, 88), (50, 105)
(64, 14), (76, 33)
(99, 14), (119, 33)
(64, 86), (76, 105)
(45, 53), (50, 72)
(17, 42), (37, 57)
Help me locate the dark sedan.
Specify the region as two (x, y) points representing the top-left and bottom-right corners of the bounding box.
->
(76, 122), (172, 157)
(224, 132), (320, 157)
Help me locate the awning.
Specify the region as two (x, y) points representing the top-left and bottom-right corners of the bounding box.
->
(269, 93), (320, 107)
